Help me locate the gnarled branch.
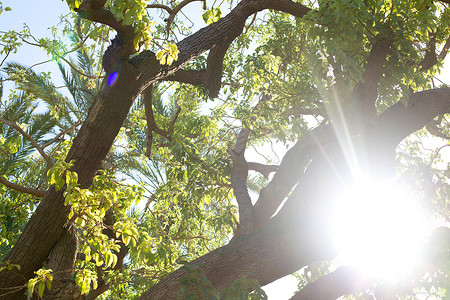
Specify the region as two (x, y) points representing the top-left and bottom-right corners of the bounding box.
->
(142, 84), (182, 157)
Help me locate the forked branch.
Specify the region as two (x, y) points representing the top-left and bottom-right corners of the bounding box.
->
(76, 1), (135, 54)
(147, 0), (205, 35)
(252, 125), (335, 228)
(142, 85), (182, 157)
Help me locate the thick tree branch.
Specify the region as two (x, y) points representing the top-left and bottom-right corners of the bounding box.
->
(378, 87), (450, 147)
(0, 176), (46, 197)
(229, 128), (254, 236)
(164, 69), (206, 85)
(290, 266), (362, 300)
(352, 37), (392, 122)
(253, 125), (334, 228)
(419, 32), (438, 71)
(44, 225), (79, 299)
(76, 3), (135, 55)
(132, 0), (312, 87)
(0, 116), (54, 167)
(437, 35), (450, 60)
(206, 41), (232, 98)
(247, 162), (279, 179)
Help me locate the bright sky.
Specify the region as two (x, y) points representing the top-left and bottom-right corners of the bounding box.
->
(1, 1), (449, 299)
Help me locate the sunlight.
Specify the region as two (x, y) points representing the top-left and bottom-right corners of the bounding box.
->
(331, 178), (430, 282)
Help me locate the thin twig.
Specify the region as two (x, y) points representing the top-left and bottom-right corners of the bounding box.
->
(168, 102), (181, 134)
(71, 222), (106, 262)
(243, 13), (257, 35)
(0, 175), (46, 197)
(164, 0), (204, 34)
(41, 120), (83, 149)
(0, 116), (54, 166)
(147, 4), (173, 14)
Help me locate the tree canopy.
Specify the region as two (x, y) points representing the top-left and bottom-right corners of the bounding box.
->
(0, 0), (449, 299)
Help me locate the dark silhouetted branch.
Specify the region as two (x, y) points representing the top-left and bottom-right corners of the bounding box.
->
(247, 162), (279, 179)
(438, 35), (450, 60)
(253, 126), (334, 228)
(378, 87), (450, 147)
(291, 266), (363, 300)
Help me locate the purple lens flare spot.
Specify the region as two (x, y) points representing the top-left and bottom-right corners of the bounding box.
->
(108, 72), (119, 86)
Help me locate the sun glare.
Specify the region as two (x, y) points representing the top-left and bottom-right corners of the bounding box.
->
(332, 179), (430, 282)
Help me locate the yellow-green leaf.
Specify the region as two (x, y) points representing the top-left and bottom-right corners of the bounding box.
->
(38, 282), (45, 297)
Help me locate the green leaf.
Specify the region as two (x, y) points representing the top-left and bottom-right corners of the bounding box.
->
(54, 176), (65, 191)
(28, 280), (36, 298)
(122, 234), (131, 246)
(123, 15), (133, 26)
(46, 279), (52, 291)
(38, 282), (45, 297)
(156, 49), (164, 60)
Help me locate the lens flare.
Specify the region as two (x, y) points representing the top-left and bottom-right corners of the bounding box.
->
(108, 71), (119, 86)
(331, 179), (429, 282)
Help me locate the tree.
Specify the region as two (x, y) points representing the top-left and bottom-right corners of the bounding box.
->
(0, 0), (449, 299)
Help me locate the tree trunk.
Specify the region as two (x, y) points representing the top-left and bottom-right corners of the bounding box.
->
(0, 62), (142, 298)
